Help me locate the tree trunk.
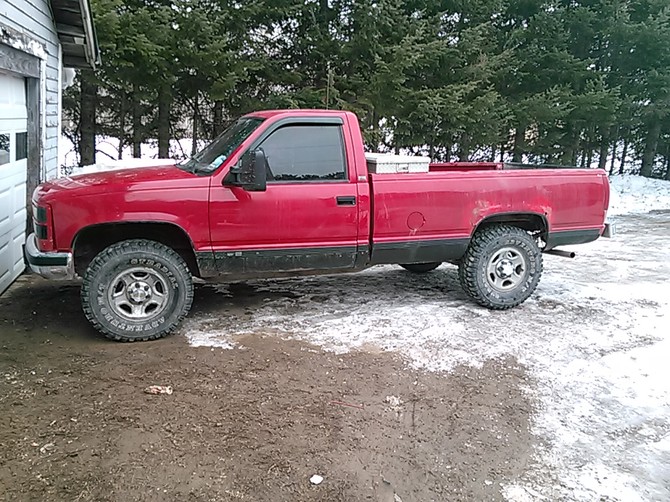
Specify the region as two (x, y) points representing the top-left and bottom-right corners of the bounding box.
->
(213, 100), (224, 137)
(598, 136), (608, 171)
(79, 70), (97, 166)
(512, 125), (524, 162)
(585, 124), (596, 168)
(609, 125), (619, 175)
(117, 91), (125, 159)
(640, 120), (662, 178)
(158, 85), (171, 158)
(563, 136), (580, 166)
(562, 123), (581, 166)
(371, 109), (380, 151)
(132, 87), (142, 158)
(619, 136), (628, 175)
(562, 144), (573, 166)
(609, 141), (617, 175)
(665, 153), (670, 181)
(316, 0), (331, 89)
(457, 133), (470, 161)
(191, 94), (199, 157)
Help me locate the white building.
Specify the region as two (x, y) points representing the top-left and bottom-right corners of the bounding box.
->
(0, 0), (98, 293)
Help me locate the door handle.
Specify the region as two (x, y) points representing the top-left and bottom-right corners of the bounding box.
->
(336, 196), (356, 206)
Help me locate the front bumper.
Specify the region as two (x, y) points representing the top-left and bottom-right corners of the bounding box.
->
(24, 234), (76, 280)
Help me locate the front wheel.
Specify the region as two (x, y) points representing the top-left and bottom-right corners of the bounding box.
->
(81, 239), (194, 341)
(458, 225), (542, 309)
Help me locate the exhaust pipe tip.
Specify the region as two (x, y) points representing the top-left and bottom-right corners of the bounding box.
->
(545, 249), (576, 259)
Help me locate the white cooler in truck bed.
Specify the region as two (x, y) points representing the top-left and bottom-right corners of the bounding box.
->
(365, 153), (430, 174)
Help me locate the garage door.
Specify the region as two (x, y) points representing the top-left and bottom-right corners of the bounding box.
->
(0, 71), (28, 295)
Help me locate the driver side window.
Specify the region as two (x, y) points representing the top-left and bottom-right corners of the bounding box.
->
(259, 124), (347, 182)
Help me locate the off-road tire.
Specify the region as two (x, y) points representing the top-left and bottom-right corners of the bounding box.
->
(400, 262), (442, 273)
(458, 225), (542, 309)
(81, 239), (194, 342)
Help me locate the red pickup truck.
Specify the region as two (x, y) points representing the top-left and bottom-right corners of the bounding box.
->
(26, 109), (612, 341)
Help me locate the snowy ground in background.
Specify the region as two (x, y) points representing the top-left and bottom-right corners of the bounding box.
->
(58, 135), (203, 168)
(608, 175), (670, 215)
(182, 205), (670, 499)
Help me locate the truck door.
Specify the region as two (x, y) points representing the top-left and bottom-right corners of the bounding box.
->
(209, 118), (360, 274)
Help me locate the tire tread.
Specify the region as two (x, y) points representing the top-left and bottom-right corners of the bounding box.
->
(81, 239), (193, 342)
(458, 225), (542, 310)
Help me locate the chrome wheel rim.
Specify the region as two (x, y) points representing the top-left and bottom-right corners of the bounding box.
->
(486, 247), (528, 291)
(107, 267), (170, 321)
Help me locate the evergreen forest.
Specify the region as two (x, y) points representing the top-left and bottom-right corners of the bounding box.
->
(65, 0), (670, 179)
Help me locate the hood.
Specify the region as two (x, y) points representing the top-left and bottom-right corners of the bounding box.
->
(36, 163), (209, 202)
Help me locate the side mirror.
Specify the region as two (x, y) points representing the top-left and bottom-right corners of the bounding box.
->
(225, 149), (267, 192)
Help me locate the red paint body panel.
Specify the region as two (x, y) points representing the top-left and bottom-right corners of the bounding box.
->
(34, 165), (210, 250)
(30, 109), (610, 277)
(208, 182), (359, 250)
(370, 169), (609, 244)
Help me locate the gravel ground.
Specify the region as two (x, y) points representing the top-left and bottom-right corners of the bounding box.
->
(184, 212), (670, 501)
(1, 211), (668, 501)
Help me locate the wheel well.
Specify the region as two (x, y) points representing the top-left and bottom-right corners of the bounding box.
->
(475, 213), (548, 239)
(73, 222), (200, 277)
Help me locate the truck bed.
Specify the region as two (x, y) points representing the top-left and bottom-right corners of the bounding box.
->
(368, 167), (610, 265)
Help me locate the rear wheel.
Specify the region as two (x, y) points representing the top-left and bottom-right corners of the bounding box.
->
(81, 239), (194, 341)
(458, 225), (542, 309)
(400, 262), (442, 273)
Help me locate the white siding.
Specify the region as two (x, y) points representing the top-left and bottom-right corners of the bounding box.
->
(0, 71), (28, 294)
(0, 0), (61, 180)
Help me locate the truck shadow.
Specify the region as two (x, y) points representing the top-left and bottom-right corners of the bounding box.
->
(191, 264), (466, 317)
(0, 265), (466, 345)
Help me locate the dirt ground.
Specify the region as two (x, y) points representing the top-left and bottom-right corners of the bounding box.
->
(0, 276), (534, 502)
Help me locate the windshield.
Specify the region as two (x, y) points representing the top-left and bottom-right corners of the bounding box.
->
(178, 117), (264, 174)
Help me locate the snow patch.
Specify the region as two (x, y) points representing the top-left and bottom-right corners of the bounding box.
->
(59, 135), (206, 171)
(182, 317), (237, 349)
(0, 25), (47, 60)
(608, 175), (670, 216)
